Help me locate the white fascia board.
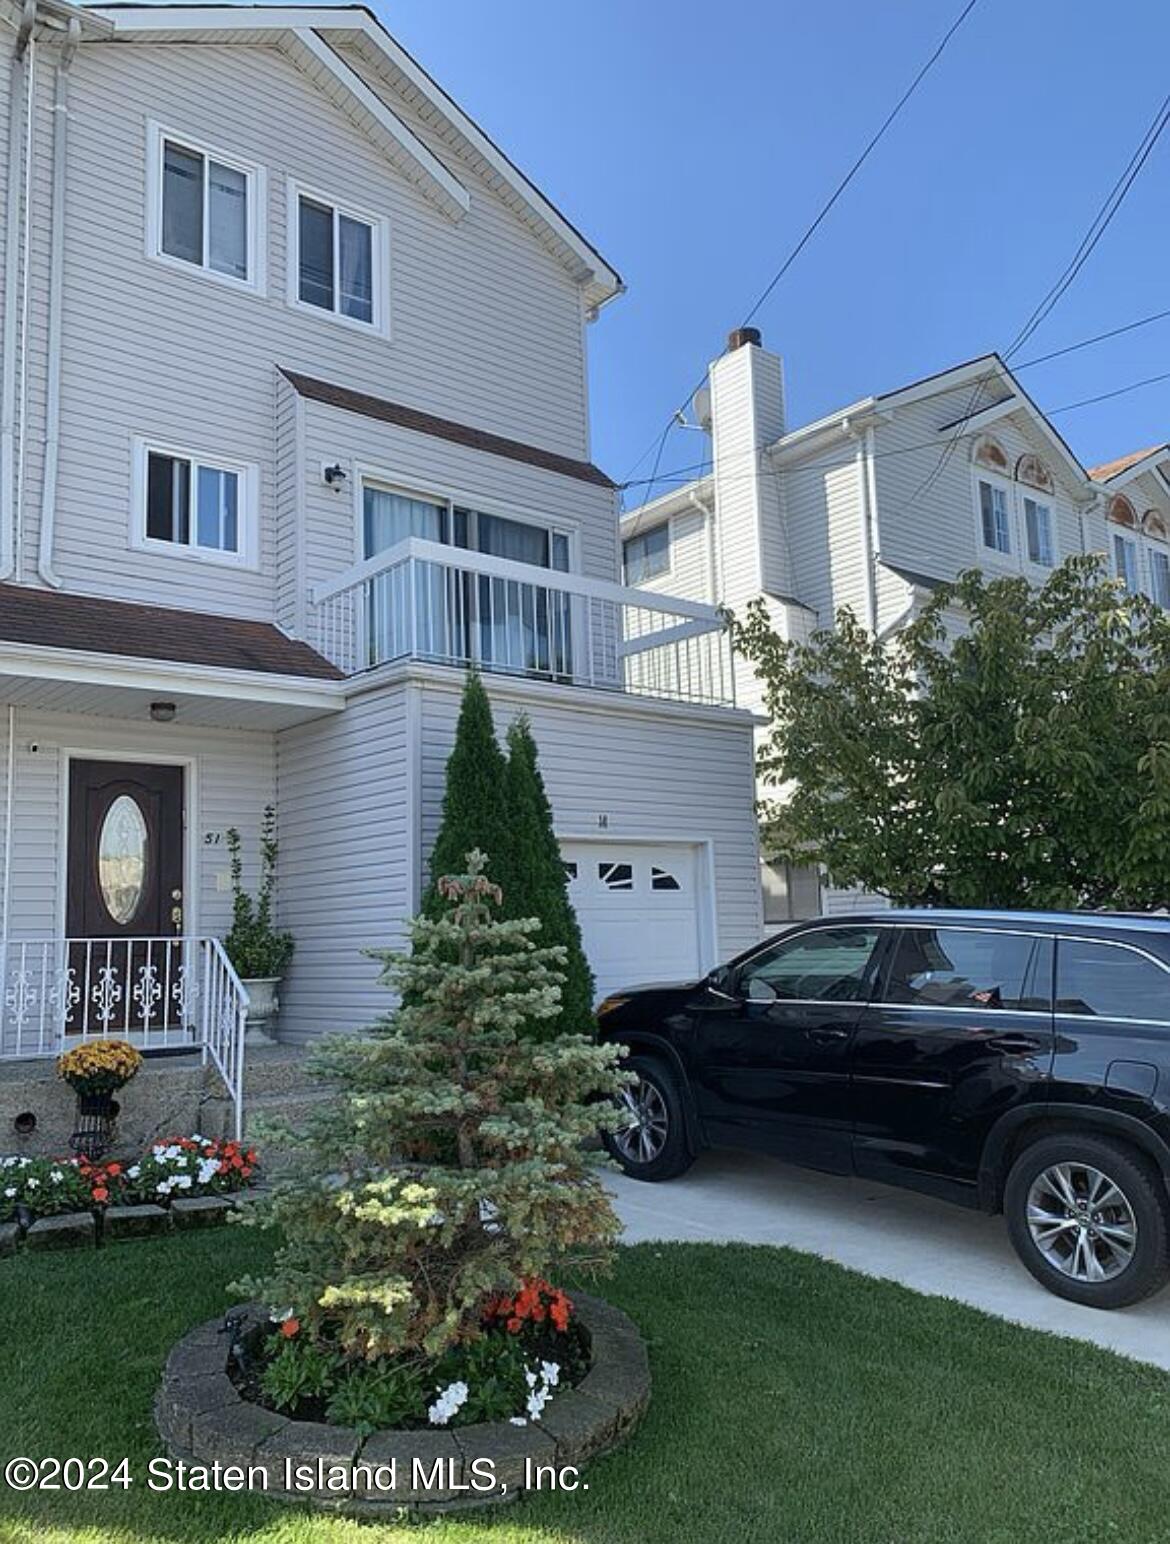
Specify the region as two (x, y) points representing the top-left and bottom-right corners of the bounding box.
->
(876, 354), (1005, 413)
(0, 640), (346, 712)
(88, 5), (620, 299)
(286, 28), (469, 221)
(619, 477), (713, 534)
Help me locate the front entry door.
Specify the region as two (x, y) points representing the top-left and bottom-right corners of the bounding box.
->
(66, 761), (185, 1035)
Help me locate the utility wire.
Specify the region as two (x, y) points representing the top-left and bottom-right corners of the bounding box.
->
(620, 0), (984, 498)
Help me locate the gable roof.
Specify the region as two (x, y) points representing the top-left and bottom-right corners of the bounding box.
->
(1088, 446), (1169, 484)
(86, 4), (623, 310)
(280, 369), (616, 488)
(0, 585), (343, 679)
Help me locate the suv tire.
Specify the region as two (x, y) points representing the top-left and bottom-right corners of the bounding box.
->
(603, 1054), (694, 1182)
(1005, 1133), (1170, 1309)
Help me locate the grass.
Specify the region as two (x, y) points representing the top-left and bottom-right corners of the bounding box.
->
(1, 1228), (1168, 1544)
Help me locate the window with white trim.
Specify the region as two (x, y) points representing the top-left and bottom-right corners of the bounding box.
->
(132, 441), (256, 566)
(623, 523), (671, 582)
(1112, 531), (1140, 592)
(977, 478), (1012, 556)
(1151, 547), (1170, 608)
(1022, 495), (1054, 567)
(149, 125), (261, 290)
(292, 187), (385, 331)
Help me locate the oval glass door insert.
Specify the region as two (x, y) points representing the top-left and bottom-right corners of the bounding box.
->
(98, 794), (149, 925)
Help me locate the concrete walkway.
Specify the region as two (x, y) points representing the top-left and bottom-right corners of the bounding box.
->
(607, 1149), (1170, 1372)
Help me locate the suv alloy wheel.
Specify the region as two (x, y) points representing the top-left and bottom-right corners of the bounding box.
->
(603, 1054), (694, 1182)
(1005, 1134), (1170, 1309)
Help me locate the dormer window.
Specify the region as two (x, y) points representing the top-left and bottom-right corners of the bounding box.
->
(977, 479), (1011, 555)
(1022, 496), (1053, 567)
(147, 123), (263, 292)
(1107, 496), (1140, 593)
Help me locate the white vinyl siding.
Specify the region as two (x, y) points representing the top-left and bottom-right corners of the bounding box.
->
(30, 39), (593, 618)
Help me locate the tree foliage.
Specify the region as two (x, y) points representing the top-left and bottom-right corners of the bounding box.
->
(235, 852), (626, 1363)
(734, 556), (1170, 908)
(505, 716), (595, 1037)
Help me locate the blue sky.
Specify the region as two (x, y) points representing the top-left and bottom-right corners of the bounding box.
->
(367, 0), (1169, 494)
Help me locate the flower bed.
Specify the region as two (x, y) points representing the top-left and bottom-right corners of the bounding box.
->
(241, 1277), (589, 1434)
(156, 1292), (649, 1516)
(0, 1135), (258, 1222)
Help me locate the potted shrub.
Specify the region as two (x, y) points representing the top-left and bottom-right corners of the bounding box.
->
(56, 1038), (142, 1158)
(223, 806), (294, 1043)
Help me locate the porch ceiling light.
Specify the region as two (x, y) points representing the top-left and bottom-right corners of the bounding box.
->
(150, 700), (177, 723)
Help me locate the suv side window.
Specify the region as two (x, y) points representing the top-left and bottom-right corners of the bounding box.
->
(1055, 939), (1170, 1023)
(882, 928), (1051, 1011)
(737, 927), (881, 1004)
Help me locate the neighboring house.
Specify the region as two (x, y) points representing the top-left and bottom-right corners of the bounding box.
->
(0, 0), (762, 1123)
(621, 327), (1170, 920)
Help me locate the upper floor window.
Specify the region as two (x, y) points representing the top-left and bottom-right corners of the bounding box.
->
(131, 439), (258, 568)
(623, 524), (670, 583)
(1022, 496), (1053, 567)
(147, 123), (263, 292)
(1113, 531), (1140, 592)
(977, 478), (1012, 556)
(290, 184), (388, 335)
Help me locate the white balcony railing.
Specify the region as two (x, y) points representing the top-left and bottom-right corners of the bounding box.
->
(0, 936), (249, 1139)
(309, 537), (736, 708)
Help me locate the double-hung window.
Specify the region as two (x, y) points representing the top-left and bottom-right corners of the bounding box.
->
(977, 478), (1012, 556)
(149, 124), (262, 290)
(1022, 496), (1054, 568)
(133, 441), (256, 567)
(292, 186), (385, 332)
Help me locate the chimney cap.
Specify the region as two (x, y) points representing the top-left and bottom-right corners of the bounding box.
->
(727, 326), (762, 352)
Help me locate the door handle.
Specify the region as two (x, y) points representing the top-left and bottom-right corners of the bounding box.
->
(986, 1034), (1043, 1055)
(808, 1026), (850, 1045)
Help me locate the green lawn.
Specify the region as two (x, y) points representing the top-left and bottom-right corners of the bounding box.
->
(1, 1228), (1168, 1544)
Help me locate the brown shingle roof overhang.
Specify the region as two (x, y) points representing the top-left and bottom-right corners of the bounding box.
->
(0, 585), (343, 680)
(1088, 446), (1165, 482)
(280, 369), (616, 489)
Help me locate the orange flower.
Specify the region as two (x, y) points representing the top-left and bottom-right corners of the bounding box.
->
(105, 1163), (121, 1177)
(280, 1318), (300, 1338)
(92, 1186), (109, 1203)
(241, 1166), (252, 1179)
(506, 1316), (523, 1334)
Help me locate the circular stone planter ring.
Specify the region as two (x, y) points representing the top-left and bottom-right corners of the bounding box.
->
(155, 1294), (650, 1516)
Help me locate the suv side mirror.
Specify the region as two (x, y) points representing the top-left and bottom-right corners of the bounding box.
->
(706, 965), (737, 998)
(745, 976), (778, 1003)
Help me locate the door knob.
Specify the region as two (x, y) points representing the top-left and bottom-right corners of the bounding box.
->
(808, 1026), (849, 1044)
(986, 1034), (1042, 1055)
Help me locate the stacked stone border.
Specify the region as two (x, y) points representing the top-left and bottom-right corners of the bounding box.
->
(0, 1196), (239, 1257)
(155, 1294), (651, 1517)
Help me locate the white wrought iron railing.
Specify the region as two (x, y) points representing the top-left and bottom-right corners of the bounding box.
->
(309, 536), (736, 708)
(0, 936), (249, 1140)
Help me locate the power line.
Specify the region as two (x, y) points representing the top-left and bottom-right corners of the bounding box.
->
(1050, 369), (1170, 415)
(620, 0), (984, 497)
(1015, 306), (1170, 370)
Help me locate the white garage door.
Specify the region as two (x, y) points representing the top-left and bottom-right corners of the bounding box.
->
(560, 842), (704, 1000)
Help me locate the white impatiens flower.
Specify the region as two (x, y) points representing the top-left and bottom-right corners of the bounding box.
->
(127, 1166), (141, 1180)
(50, 1171), (64, 1184)
(3, 1187), (15, 1199)
(25, 1178), (38, 1190)
(541, 1361), (561, 1387)
(427, 1381), (469, 1427)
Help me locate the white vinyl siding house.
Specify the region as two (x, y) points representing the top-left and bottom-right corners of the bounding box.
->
(0, 2), (762, 1089)
(620, 333), (1170, 921)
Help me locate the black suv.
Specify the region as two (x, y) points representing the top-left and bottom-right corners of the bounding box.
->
(596, 910), (1170, 1309)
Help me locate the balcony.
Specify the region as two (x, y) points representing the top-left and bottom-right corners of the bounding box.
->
(308, 537), (736, 708)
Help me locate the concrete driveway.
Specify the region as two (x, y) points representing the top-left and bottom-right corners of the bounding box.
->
(606, 1149), (1170, 1372)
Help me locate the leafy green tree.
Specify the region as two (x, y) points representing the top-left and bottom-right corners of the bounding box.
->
(235, 852), (626, 1362)
(423, 671), (514, 913)
(734, 555), (1170, 909)
(505, 716), (595, 1037)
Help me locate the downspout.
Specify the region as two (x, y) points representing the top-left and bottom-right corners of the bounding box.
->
(36, 13), (80, 588)
(13, 27), (37, 582)
(688, 486), (718, 603)
(844, 417), (879, 634)
(1, 704), (14, 940)
(0, 0), (37, 582)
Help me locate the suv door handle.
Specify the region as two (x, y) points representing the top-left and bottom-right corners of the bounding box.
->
(985, 1034), (1043, 1055)
(808, 1026), (850, 1045)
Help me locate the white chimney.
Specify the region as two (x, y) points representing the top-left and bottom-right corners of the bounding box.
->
(708, 328), (787, 609)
